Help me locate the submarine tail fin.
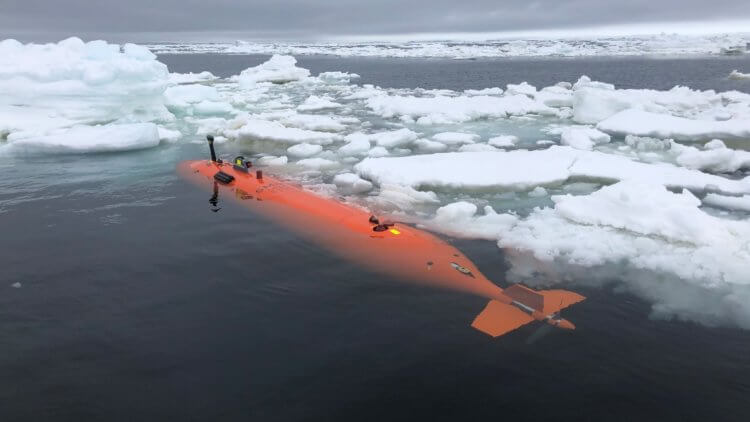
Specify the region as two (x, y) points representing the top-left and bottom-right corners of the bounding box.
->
(471, 300), (534, 337)
(538, 289), (586, 315)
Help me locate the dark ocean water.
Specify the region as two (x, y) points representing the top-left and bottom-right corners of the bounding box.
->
(2, 54), (750, 421)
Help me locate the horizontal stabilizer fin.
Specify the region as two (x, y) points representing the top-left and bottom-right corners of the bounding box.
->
(471, 300), (534, 337)
(540, 290), (586, 314)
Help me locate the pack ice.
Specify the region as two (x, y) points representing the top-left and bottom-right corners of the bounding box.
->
(4, 38), (750, 329)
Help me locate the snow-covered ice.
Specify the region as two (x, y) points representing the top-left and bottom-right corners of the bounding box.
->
(729, 70), (750, 81)
(703, 193), (750, 211)
(233, 55), (310, 88)
(287, 143), (323, 158)
(354, 147), (750, 194)
(5, 123), (161, 153)
(0, 38), (171, 149)
(598, 109), (750, 141)
(559, 126), (611, 150)
(333, 173), (373, 194)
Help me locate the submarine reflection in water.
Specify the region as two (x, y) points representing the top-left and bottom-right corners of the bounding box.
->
(178, 138), (585, 337)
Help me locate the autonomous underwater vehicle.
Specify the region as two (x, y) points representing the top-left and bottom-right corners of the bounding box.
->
(178, 135), (585, 337)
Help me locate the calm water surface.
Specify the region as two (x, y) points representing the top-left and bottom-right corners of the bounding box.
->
(1, 55), (750, 421)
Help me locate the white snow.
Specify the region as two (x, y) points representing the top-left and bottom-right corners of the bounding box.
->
(369, 184), (439, 210)
(169, 71), (217, 84)
(346, 129), (419, 148)
(157, 126), (182, 142)
(500, 181), (750, 273)
(671, 140), (750, 173)
(420, 202), (518, 241)
(337, 136), (372, 157)
(164, 85), (220, 108)
(296, 157), (338, 169)
(598, 109), (750, 141)
(0, 38), (171, 142)
(224, 117), (340, 145)
(365, 93), (556, 125)
(560, 126), (611, 150)
(703, 193), (750, 211)
(488, 135), (519, 148)
(287, 142), (323, 158)
(464, 87), (504, 96)
(234, 55), (310, 88)
(506, 82), (537, 97)
(367, 146), (390, 157)
(6, 123), (160, 153)
(457, 143), (499, 152)
(355, 146), (750, 194)
(729, 70), (750, 81)
(333, 173), (373, 193)
(297, 95), (343, 112)
(414, 138), (448, 152)
(280, 114), (348, 132)
(257, 155), (289, 166)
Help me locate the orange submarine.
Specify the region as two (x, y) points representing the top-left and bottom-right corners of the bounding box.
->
(178, 135), (585, 338)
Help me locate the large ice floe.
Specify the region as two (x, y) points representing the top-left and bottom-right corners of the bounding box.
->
(4, 37), (750, 330)
(0, 38), (175, 152)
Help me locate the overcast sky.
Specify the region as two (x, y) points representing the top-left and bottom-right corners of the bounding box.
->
(1, 0), (749, 42)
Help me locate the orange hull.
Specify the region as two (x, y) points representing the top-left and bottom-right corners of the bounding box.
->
(178, 159), (585, 337)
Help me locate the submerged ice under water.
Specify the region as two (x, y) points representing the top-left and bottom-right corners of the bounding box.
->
(3, 38), (750, 330)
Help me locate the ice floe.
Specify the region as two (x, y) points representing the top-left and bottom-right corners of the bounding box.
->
(5, 123), (160, 153)
(0, 38), (171, 148)
(233, 55), (310, 88)
(297, 95), (343, 112)
(703, 193), (750, 211)
(365, 93), (556, 124)
(598, 109), (750, 141)
(287, 142), (323, 158)
(559, 126), (611, 150)
(355, 147), (750, 194)
(729, 70), (750, 81)
(169, 71), (218, 84)
(333, 173), (373, 194)
(224, 116), (341, 145)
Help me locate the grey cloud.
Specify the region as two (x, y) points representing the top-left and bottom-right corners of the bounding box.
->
(1, 0), (749, 42)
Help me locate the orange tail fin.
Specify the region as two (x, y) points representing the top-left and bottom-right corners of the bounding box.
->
(471, 300), (534, 337)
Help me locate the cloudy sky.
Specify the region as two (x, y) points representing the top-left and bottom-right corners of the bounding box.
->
(1, 0), (749, 42)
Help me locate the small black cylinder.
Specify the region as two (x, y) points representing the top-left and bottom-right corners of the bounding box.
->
(256, 170), (263, 179)
(207, 135), (217, 162)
